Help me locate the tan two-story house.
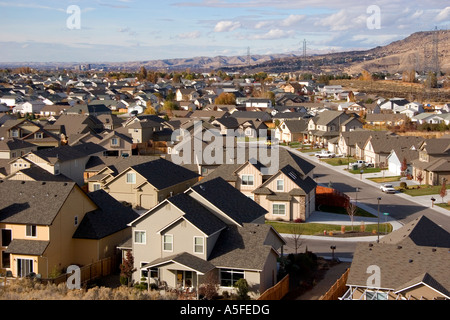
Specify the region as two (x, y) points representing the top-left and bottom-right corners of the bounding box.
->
(93, 158), (199, 210)
(127, 177), (285, 297)
(0, 181), (138, 278)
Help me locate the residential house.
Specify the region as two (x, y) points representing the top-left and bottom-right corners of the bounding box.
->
(198, 148), (316, 222)
(13, 101), (46, 115)
(303, 110), (361, 147)
(365, 113), (408, 127)
(65, 103), (112, 116)
(341, 216), (450, 300)
(9, 142), (106, 186)
(362, 135), (424, 167)
(0, 180), (138, 278)
(175, 88), (200, 102)
(127, 177), (286, 296)
(244, 98), (273, 110)
(0, 138), (37, 160)
(411, 137), (450, 186)
(378, 98), (410, 112)
(39, 104), (70, 117)
(274, 119), (308, 143)
(331, 130), (395, 158)
(386, 147), (419, 176)
(97, 158), (199, 209)
(123, 115), (166, 144)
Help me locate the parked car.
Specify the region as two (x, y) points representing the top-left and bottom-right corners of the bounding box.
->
(380, 184), (396, 194)
(350, 160), (374, 168)
(315, 150), (335, 158)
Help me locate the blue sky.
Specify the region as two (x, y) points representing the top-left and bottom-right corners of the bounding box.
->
(0, 0), (449, 62)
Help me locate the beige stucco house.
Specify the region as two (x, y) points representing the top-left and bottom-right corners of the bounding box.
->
(127, 177), (286, 297)
(198, 148), (317, 222)
(0, 181), (138, 278)
(91, 157), (199, 209)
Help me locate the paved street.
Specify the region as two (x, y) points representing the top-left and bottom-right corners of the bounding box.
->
(285, 146), (450, 232)
(279, 146), (450, 261)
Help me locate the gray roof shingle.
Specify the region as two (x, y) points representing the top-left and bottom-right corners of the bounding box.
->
(0, 180), (77, 225)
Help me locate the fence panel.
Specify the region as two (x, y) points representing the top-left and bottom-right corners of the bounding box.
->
(258, 274), (289, 300)
(319, 268), (350, 300)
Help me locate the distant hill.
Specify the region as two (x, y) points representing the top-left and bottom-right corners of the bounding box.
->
(1, 30), (448, 75)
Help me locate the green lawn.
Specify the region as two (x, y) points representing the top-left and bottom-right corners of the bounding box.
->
(397, 184), (450, 197)
(348, 167), (382, 174)
(320, 157), (357, 166)
(436, 203), (450, 210)
(367, 176), (402, 183)
(266, 220), (392, 235)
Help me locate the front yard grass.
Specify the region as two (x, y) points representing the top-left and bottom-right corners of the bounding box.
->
(266, 220), (392, 235)
(367, 176), (402, 183)
(396, 184), (450, 196)
(320, 157), (357, 166)
(348, 167), (382, 174)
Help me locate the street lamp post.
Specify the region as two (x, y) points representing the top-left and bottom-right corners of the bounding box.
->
(355, 187), (359, 204)
(377, 197), (382, 243)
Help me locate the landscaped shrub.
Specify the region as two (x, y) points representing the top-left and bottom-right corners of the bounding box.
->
(400, 182), (408, 189)
(234, 278), (250, 300)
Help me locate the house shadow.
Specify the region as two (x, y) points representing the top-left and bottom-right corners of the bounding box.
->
(0, 203), (31, 220)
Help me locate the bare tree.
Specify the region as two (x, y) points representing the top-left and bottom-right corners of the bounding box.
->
(290, 223), (303, 254)
(346, 201), (357, 231)
(440, 178), (447, 204)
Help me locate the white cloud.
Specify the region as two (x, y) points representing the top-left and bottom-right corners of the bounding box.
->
(177, 31), (201, 39)
(251, 29), (295, 40)
(214, 20), (241, 32)
(281, 14), (304, 27)
(435, 7), (450, 22)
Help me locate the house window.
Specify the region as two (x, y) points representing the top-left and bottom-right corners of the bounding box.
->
(276, 179), (284, 191)
(134, 231), (146, 244)
(1, 251), (10, 268)
(220, 269), (245, 288)
(93, 183), (101, 191)
(141, 262), (149, 278)
(126, 172), (136, 184)
(366, 291), (388, 300)
(241, 175), (254, 186)
(11, 130), (19, 137)
(26, 225), (37, 237)
(111, 138), (119, 146)
(194, 237), (204, 254)
(163, 234), (173, 252)
(272, 203), (286, 215)
(35, 132), (43, 139)
(1, 229), (12, 247)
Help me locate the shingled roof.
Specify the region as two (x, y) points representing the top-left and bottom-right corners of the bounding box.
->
(0, 180), (77, 225)
(73, 190), (139, 239)
(346, 215), (450, 298)
(208, 223), (284, 271)
(189, 177), (267, 225)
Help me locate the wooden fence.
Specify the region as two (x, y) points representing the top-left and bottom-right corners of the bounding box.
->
(41, 257), (114, 287)
(258, 274), (289, 300)
(316, 186), (350, 208)
(319, 268), (350, 300)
